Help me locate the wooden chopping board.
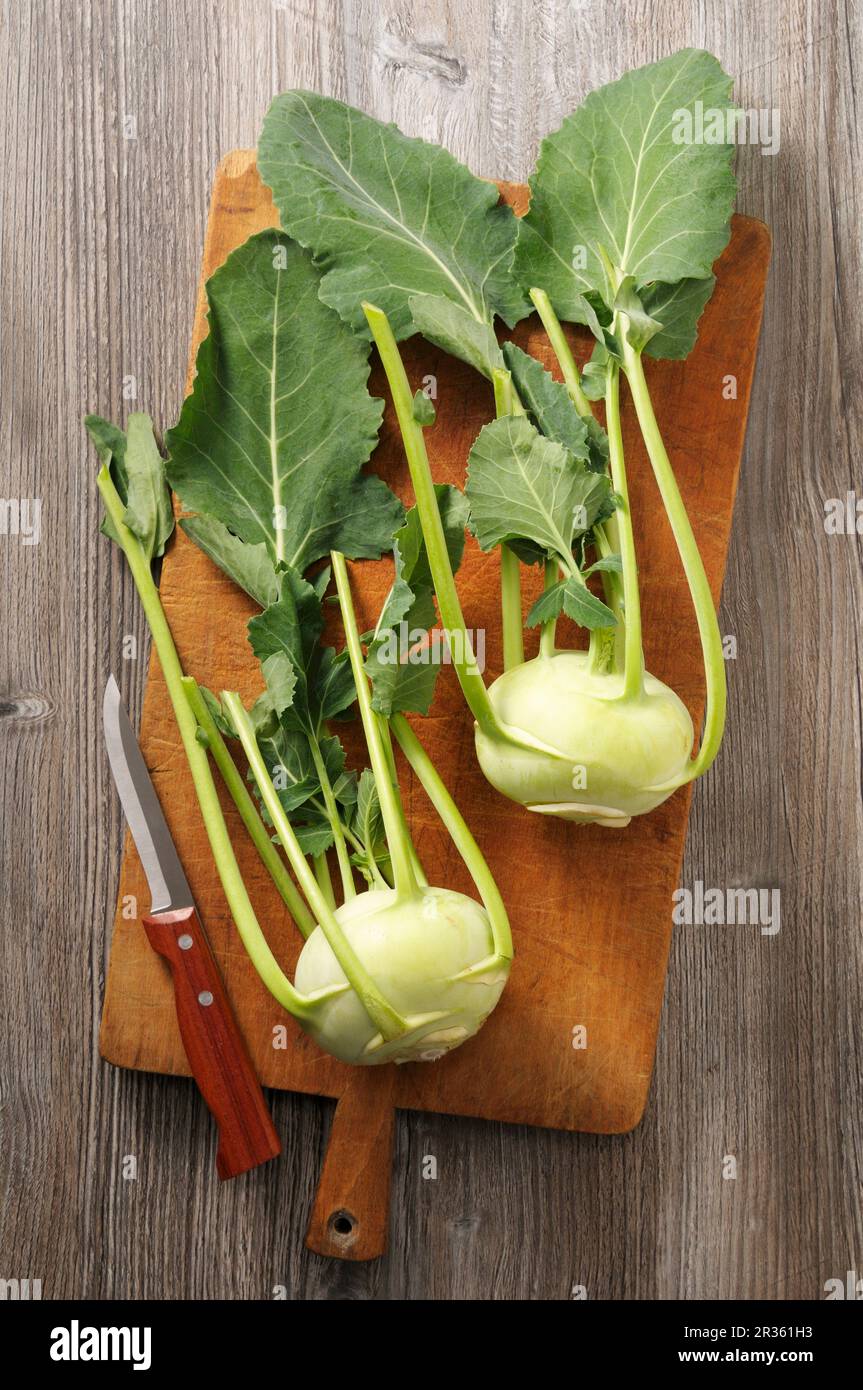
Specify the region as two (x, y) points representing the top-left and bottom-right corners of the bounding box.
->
(100, 150), (770, 1140)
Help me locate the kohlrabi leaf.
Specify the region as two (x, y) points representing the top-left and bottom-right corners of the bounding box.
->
(254, 706), (356, 851)
(585, 553), (623, 575)
(166, 229), (402, 571)
(248, 565), (356, 737)
(517, 49), (736, 326)
(88, 413), (175, 562)
(197, 686), (238, 739)
(87, 415), (128, 544)
(408, 294), (505, 380)
(580, 342), (610, 401)
(350, 769), (391, 886)
(179, 515), (279, 607)
(465, 415), (612, 563)
(365, 485), (469, 716)
(411, 388), (436, 427)
(526, 575), (616, 630)
(395, 483), (470, 593)
(641, 274), (716, 359)
(612, 278), (664, 352)
(584, 416), (611, 474)
(257, 92), (528, 363)
(501, 343), (590, 460)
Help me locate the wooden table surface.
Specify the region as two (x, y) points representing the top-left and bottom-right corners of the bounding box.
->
(1, 0), (860, 1302)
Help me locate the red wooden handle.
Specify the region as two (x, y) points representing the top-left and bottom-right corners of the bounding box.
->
(305, 1065), (396, 1261)
(142, 906), (281, 1179)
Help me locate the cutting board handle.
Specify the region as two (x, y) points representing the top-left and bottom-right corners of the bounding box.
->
(305, 1065), (396, 1261)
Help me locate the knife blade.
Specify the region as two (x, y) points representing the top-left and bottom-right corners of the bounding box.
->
(103, 675), (281, 1179)
(103, 675), (194, 914)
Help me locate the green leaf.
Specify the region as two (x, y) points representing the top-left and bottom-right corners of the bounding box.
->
(247, 567), (324, 735)
(248, 564), (358, 739)
(584, 416), (611, 474)
(179, 515), (279, 607)
(526, 576), (616, 630)
(585, 553), (623, 575)
(365, 485), (469, 716)
(197, 686), (237, 738)
(259, 651), (297, 718)
(641, 275), (716, 359)
(350, 769), (392, 886)
(123, 414), (175, 561)
(166, 229), (402, 572)
(501, 343), (589, 461)
(517, 49), (736, 324)
(411, 388), (436, 427)
(88, 413), (174, 562)
(465, 415), (612, 561)
(580, 342), (610, 401)
(394, 483), (469, 593)
(257, 92), (528, 356)
(408, 294), (505, 379)
(86, 415), (128, 544)
(366, 628), (440, 717)
(613, 278), (663, 353)
(314, 646), (357, 723)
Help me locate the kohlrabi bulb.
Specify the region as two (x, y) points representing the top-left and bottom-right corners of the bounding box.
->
(294, 886), (510, 1065)
(475, 650), (694, 827)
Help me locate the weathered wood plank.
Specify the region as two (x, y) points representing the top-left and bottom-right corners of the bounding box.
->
(1, 0), (860, 1301)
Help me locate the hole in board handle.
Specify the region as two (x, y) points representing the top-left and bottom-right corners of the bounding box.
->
(328, 1209), (358, 1243)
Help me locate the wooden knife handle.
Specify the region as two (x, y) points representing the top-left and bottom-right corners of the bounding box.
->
(142, 905), (281, 1180)
(305, 1065), (396, 1261)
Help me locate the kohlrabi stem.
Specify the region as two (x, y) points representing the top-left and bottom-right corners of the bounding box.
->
(313, 852), (336, 909)
(181, 676), (316, 939)
(390, 714), (513, 966)
(529, 288), (592, 414)
(377, 714), (428, 888)
(604, 364), (644, 700)
(309, 737), (356, 902)
(622, 344), (728, 782)
(96, 467), (325, 1019)
(330, 550), (420, 902)
(492, 368), (526, 672)
(528, 287), (624, 649)
(539, 559), (559, 658)
(362, 303), (499, 738)
(224, 691), (406, 1041)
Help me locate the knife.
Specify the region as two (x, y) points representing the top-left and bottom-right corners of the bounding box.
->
(103, 675), (281, 1179)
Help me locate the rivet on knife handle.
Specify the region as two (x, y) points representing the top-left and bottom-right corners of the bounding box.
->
(142, 905), (281, 1179)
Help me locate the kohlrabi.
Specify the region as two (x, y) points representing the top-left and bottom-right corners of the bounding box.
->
(255, 54), (739, 827)
(90, 227), (511, 1067)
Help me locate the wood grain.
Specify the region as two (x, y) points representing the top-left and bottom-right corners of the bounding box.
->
(99, 154), (769, 1142)
(1, 0), (860, 1301)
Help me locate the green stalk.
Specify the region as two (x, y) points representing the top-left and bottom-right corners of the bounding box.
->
(363, 302), (498, 736)
(224, 691), (406, 1041)
(390, 714), (512, 967)
(97, 467), (325, 1018)
(528, 288), (625, 658)
(308, 736), (356, 902)
(181, 676), (316, 939)
(378, 714), (428, 888)
(604, 363), (644, 699)
(330, 551), (419, 902)
(539, 559), (559, 658)
(492, 368), (526, 672)
(621, 345), (728, 783)
(529, 287), (593, 414)
(313, 852), (336, 909)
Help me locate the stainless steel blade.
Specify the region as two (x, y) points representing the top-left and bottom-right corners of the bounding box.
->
(102, 675), (194, 914)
